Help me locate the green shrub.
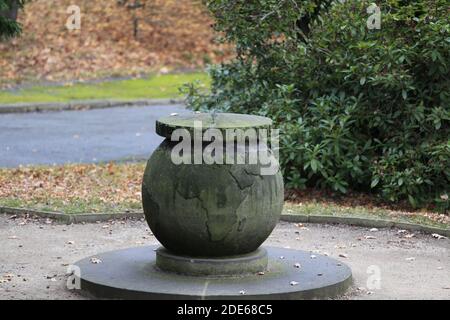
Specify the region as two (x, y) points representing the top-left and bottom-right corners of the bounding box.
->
(184, 0), (449, 210)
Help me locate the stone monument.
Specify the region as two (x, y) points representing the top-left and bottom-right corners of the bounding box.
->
(73, 112), (352, 299)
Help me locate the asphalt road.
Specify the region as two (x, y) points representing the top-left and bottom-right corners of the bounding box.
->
(0, 105), (187, 167)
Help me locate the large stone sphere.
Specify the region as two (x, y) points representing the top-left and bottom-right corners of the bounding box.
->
(142, 139), (284, 257)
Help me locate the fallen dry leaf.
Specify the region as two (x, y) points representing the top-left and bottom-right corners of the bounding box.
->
(90, 258), (102, 264)
(0, 0), (232, 86)
(1, 274), (14, 281)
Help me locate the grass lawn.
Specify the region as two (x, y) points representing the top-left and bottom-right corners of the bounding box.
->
(0, 72), (209, 104)
(0, 162), (448, 229)
(284, 202), (449, 229)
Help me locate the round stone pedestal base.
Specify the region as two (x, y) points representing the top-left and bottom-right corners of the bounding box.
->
(156, 247), (268, 276)
(73, 246), (352, 300)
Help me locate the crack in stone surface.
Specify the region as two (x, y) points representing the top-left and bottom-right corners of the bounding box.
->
(244, 168), (266, 179)
(175, 184), (226, 243)
(227, 168), (255, 235)
(228, 168), (255, 190)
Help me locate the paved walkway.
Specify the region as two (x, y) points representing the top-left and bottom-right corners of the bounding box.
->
(1, 215), (449, 300)
(0, 105), (186, 167)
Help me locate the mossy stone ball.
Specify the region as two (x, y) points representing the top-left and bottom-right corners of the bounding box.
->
(142, 142), (283, 256)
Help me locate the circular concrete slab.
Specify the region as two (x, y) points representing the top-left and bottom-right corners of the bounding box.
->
(74, 246), (352, 300)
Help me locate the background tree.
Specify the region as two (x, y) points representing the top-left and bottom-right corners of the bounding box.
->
(116, 0), (167, 40)
(0, 0), (26, 39)
(117, 0), (149, 39)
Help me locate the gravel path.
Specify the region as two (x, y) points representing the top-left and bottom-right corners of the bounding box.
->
(0, 214), (449, 300)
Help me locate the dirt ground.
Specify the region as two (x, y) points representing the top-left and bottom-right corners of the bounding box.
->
(0, 214), (449, 300)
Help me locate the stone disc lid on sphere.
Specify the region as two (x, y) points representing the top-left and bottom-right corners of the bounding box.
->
(156, 112), (272, 138)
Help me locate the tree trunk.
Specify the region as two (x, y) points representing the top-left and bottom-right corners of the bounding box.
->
(0, 0), (19, 21)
